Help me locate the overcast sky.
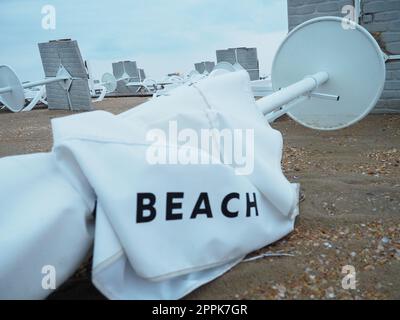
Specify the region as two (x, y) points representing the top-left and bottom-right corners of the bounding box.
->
(0, 0), (288, 81)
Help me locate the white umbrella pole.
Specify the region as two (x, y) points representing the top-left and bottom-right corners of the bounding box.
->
(257, 72), (329, 116)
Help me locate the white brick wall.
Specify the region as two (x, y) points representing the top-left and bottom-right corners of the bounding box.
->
(287, 0), (400, 113)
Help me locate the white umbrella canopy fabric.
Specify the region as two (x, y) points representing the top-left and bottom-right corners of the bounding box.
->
(0, 71), (299, 299)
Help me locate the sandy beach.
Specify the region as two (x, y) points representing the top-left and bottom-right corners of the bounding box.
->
(0, 97), (399, 300)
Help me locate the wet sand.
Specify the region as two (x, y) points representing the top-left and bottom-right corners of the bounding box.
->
(0, 97), (399, 300)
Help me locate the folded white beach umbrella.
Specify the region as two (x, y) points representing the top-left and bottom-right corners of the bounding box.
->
(0, 70), (299, 299)
(0, 17), (385, 300)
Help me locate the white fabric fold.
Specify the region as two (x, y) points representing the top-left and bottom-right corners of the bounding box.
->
(0, 153), (95, 299)
(0, 71), (299, 300)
